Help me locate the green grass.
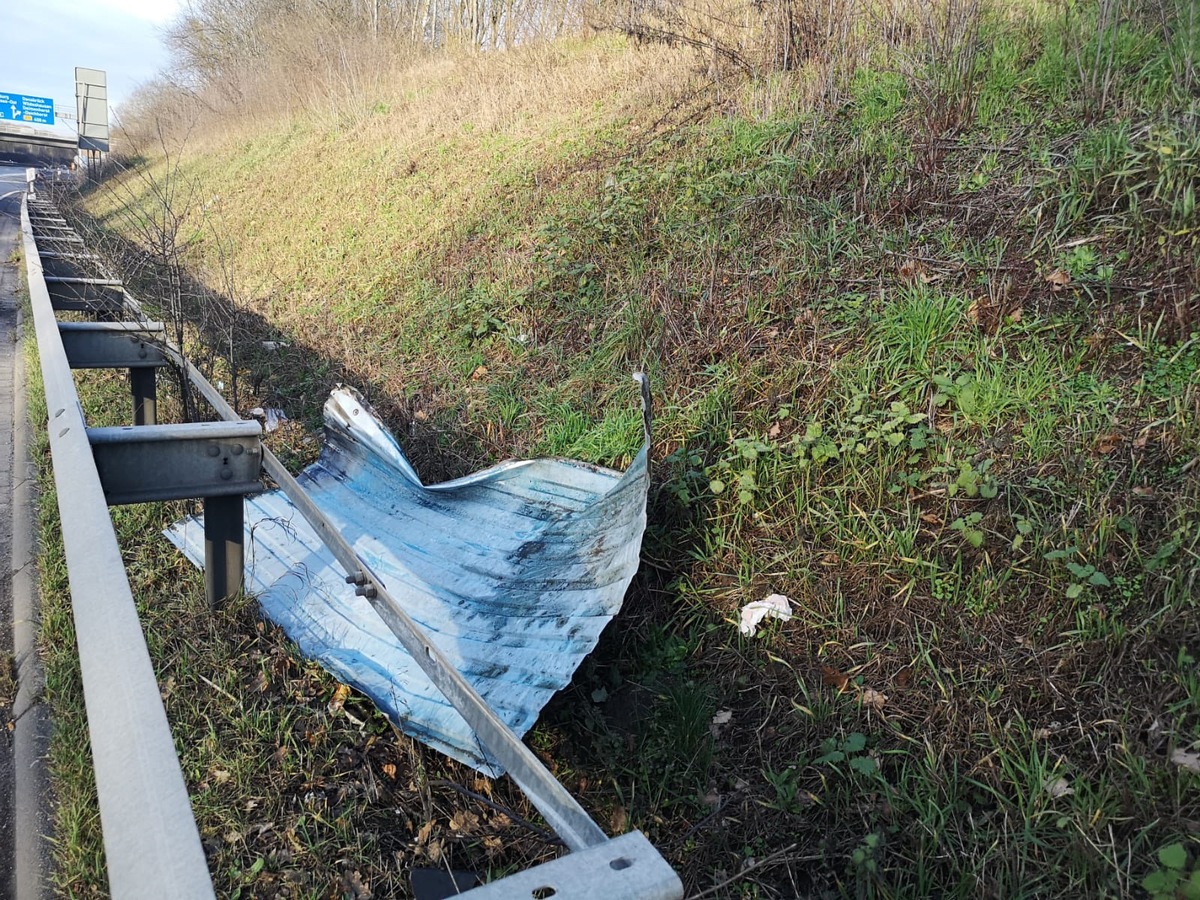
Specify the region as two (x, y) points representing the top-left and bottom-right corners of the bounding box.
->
(31, 1), (1200, 896)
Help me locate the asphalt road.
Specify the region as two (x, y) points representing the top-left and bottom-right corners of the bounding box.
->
(0, 163), (27, 900)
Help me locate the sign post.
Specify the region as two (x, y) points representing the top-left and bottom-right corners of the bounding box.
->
(0, 92), (55, 125)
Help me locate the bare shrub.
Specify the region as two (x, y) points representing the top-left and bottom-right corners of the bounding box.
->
(893, 0), (984, 135)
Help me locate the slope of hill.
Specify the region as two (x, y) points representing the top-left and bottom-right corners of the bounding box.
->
(37, 5), (1200, 896)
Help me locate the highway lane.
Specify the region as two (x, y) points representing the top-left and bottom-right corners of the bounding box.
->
(0, 163), (26, 899)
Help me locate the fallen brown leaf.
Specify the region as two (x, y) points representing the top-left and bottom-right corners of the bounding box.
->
(610, 805), (628, 833)
(328, 683), (351, 715)
(862, 688), (888, 711)
(821, 666), (850, 691)
(1046, 269), (1072, 291)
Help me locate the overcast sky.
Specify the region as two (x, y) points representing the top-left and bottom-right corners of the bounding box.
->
(1, 0), (182, 126)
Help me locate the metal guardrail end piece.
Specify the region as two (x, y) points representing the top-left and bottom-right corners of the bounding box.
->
(455, 832), (684, 899)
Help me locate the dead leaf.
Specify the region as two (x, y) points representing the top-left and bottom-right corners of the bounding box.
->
(610, 805), (628, 833)
(1096, 433), (1121, 454)
(821, 666), (850, 691)
(710, 709), (733, 737)
(966, 299), (983, 325)
(415, 820), (434, 846)
(1044, 777), (1074, 798)
(340, 868), (372, 897)
(450, 810), (481, 832)
(862, 688), (888, 711)
(328, 683), (351, 715)
(1045, 269), (1072, 291)
(1171, 748), (1200, 773)
(424, 839), (444, 863)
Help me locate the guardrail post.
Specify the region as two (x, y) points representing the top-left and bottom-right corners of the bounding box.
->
(203, 495), (244, 608)
(130, 367), (156, 425)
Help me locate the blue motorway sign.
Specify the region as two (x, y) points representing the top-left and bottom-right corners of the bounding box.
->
(0, 92), (55, 125)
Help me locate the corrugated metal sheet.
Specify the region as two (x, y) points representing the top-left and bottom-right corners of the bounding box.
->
(167, 387), (649, 775)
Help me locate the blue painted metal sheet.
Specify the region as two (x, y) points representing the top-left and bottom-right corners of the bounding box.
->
(167, 387), (649, 775)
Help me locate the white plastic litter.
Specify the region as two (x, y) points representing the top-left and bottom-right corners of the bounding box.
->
(248, 406), (288, 432)
(264, 408), (287, 432)
(738, 593), (793, 636)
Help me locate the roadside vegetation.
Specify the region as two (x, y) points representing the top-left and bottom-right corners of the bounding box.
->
(32, 0), (1200, 895)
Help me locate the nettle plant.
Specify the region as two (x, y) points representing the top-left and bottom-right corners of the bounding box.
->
(1044, 545), (1112, 599)
(837, 397), (929, 456)
(706, 398), (929, 505)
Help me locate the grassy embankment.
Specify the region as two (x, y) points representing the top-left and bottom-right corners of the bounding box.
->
(37, 5), (1200, 897)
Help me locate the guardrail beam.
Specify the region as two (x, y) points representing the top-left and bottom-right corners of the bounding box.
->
(58, 321), (168, 369)
(87, 420), (262, 505)
(47, 281), (126, 315)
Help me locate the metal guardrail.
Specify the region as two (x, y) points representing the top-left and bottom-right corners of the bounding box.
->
(21, 196), (217, 897)
(21, 188), (685, 899)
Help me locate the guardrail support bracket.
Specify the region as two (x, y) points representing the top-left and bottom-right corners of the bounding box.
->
(58, 322), (167, 424)
(87, 420), (263, 607)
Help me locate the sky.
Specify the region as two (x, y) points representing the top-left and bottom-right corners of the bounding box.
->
(0, 0), (182, 130)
